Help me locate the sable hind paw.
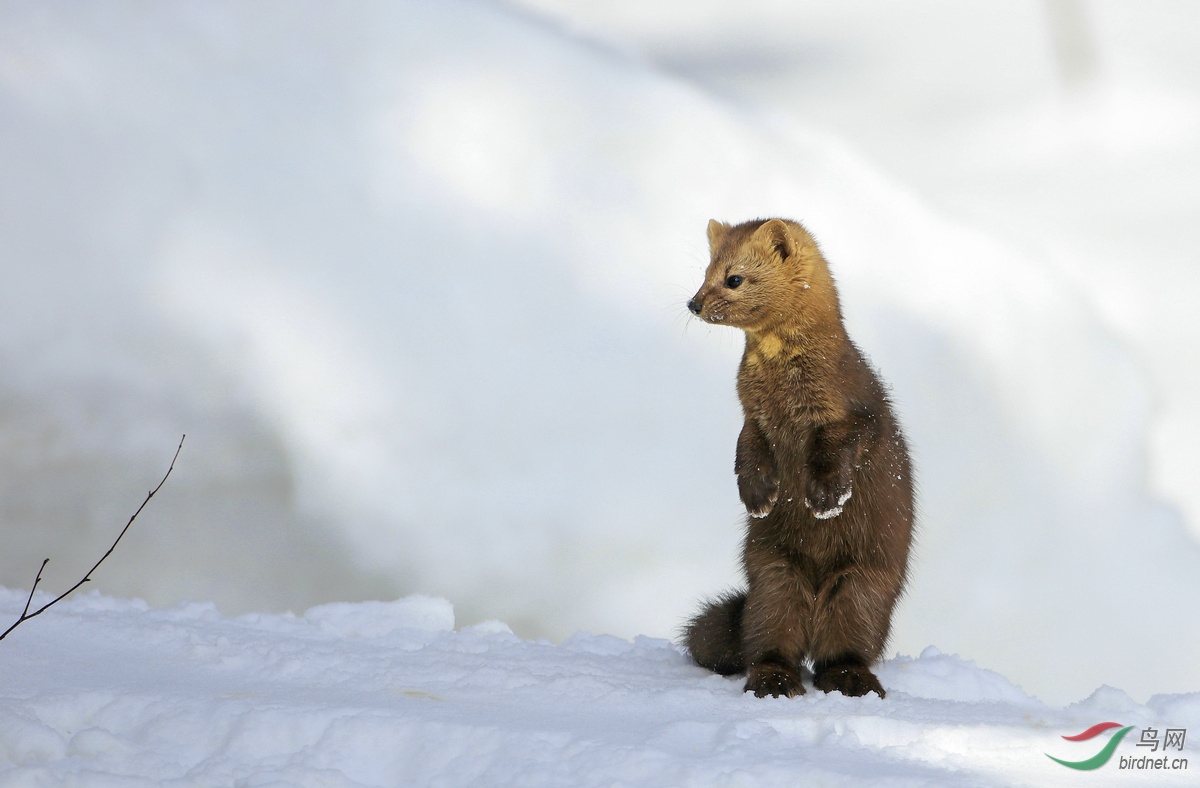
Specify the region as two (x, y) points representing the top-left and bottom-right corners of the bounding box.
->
(812, 660), (884, 698)
(744, 662), (806, 698)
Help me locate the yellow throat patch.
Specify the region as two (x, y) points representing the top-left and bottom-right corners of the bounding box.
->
(746, 332), (785, 366)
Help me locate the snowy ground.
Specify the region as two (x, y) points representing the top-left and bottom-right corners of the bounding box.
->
(2, 590), (1196, 786)
(1, 0), (1199, 728)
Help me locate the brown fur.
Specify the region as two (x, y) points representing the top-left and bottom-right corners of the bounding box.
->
(683, 218), (913, 699)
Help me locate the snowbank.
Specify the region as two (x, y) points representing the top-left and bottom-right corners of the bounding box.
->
(0, 0), (1197, 706)
(1, 591), (1196, 786)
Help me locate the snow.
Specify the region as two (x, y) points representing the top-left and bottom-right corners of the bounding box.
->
(0, 0), (1198, 723)
(2, 590), (1196, 786)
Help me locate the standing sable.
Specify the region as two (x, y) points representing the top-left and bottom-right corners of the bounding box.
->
(683, 218), (913, 699)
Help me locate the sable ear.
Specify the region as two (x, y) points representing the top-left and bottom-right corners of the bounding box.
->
(753, 218), (797, 262)
(707, 219), (730, 254)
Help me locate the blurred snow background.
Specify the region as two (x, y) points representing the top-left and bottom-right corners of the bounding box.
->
(0, 0), (1197, 705)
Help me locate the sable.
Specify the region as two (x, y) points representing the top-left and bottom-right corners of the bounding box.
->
(683, 219), (913, 698)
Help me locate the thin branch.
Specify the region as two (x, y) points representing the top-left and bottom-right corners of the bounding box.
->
(18, 559), (49, 622)
(0, 434), (185, 643)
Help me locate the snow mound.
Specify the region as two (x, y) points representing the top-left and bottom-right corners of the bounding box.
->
(1, 591), (1196, 786)
(304, 596), (455, 638)
(878, 646), (1033, 706)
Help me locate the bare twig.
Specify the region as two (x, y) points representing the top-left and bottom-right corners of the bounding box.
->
(0, 435), (185, 643)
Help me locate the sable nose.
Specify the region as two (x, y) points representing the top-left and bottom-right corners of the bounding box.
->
(687, 298), (703, 315)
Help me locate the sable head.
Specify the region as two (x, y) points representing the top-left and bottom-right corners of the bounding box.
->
(687, 218), (832, 333)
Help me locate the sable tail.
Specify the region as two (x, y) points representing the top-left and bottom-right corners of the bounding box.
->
(683, 590), (746, 676)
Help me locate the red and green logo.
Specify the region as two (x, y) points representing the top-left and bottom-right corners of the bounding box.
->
(1046, 722), (1134, 770)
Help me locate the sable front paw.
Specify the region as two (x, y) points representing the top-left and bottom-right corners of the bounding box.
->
(738, 469), (779, 519)
(744, 662), (806, 698)
(804, 476), (852, 520)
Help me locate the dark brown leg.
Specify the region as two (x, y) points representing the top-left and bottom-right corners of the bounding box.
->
(807, 564), (902, 698)
(740, 558), (812, 698)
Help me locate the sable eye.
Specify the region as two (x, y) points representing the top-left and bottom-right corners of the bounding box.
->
(725, 274), (744, 289)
